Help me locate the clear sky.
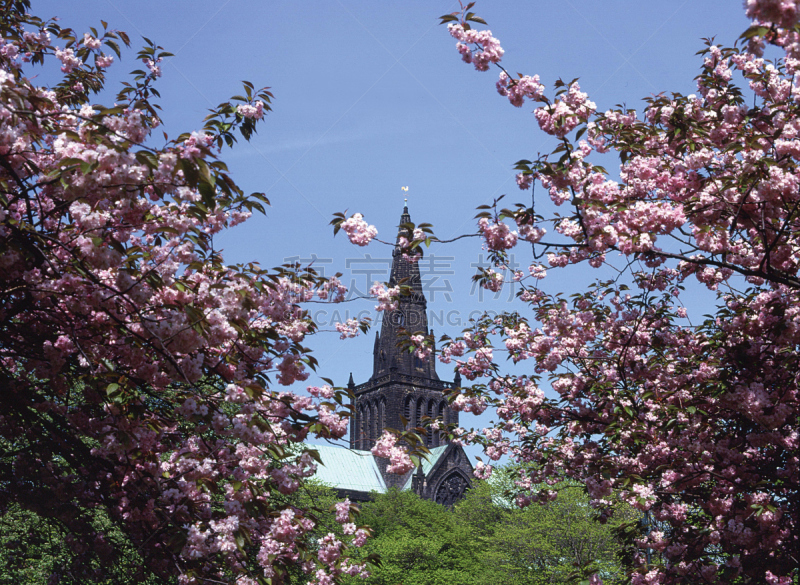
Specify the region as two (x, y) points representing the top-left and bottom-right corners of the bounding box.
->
(32, 0), (751, 454)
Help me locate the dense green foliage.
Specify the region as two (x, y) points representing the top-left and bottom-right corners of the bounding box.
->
(1, 461), (636, 585)
(344, 475), (635, 585)
(459, 480), (636, 585)
(0, 504), (168, 585)
(348, 489), (479, 585)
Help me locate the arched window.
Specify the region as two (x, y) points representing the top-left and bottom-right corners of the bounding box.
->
(358, 404), (366, 450)
(353, 405), (361, 449)
(438, 401), (448, 446)
(434, 471), (470, 507)
(416, 398), (425, 431)
(378, 398), (386, 435)
(370, 401), (378, 445)
(425, 400), (433, 447)
(364, 403), (372, 449)
(404, 396), (413, 429)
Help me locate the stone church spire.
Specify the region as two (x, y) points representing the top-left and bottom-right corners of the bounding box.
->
(372, 203), (438, 380)
(344, 202), (472, 503)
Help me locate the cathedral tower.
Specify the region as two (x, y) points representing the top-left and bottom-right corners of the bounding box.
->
(347, 204), (472, 503)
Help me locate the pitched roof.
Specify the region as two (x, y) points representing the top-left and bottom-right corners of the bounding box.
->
(308, 443), (457, 496)
(401, 444), (450, 490)
(309, 444), (387, 494)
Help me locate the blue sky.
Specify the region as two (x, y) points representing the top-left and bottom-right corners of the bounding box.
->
(34, 0), (751, 454)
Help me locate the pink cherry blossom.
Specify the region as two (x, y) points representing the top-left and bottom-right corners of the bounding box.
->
(448, 22), (504, 71)
(0, 10), (361, 584)
(55, 47), (81, 73)
(371, 431), (414, 474)
(369, 281), (400, 311)
(441, 4), (799, 583)
(478, 217), (518, 251)
(497, 71), (545, 107)
(473, 460), (493, 479)
(237, 100), (265, 119)
(335, 318), (360, 339)
(144, 57), (162, 77)
(340, 213), (378, 246)
(83, 33), (101, 50)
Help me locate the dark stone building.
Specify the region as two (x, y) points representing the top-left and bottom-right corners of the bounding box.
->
(312, 205), (473, 505)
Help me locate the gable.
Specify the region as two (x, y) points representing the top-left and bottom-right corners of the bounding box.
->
(400, 444), (450, 491)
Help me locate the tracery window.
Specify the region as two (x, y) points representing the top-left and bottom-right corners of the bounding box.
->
(434, 471), (470, 507)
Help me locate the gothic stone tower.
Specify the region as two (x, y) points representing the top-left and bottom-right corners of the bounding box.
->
(347, 204), (472, 505)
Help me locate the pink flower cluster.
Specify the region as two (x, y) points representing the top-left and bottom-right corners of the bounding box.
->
(236, 100), (265, 119)
(441, 6), (800, 580)
(448, 23), (504, 71)
(371, 431), (414, 474)
(144, 57), (162, 77)
(334, 498), (352, 523)
(0, 14), (365, 584)
(451, 394), (488, 415)
(307, 384), (335, 399)
(478, 217), (518, 250)
(481, 269), (504, 292)
(745, 0), (800, 28)
(369, 281), (399, 312)
(438, 340), (466, 364)
(340, 213), (378, 246)
(473, 460), (493, 479)
(55, 47), (81, 73)
(534, 82), (596, 138)
(317, 275), (347, 302)
(410, 334), (431, 361)
(457, 347), (494, 380)
(496, 72), (545, 107)
(335, 318), (360, 339)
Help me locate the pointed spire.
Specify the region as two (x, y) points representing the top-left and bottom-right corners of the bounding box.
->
(396, 200), (411, 245)
(347, 372), (355, 388)
(371, 203), (438, 381)
(389, 203), (423, 291)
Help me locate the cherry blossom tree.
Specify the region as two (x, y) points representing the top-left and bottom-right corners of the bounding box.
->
(0, 3), (367, 584)
(371, 1), (800, 583)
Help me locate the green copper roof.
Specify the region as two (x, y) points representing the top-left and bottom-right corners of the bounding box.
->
(309, 444), (387, 494)
(401, 444), (450, 490)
